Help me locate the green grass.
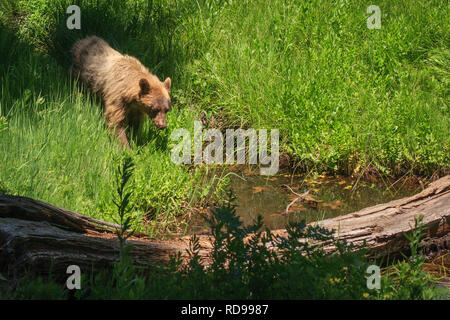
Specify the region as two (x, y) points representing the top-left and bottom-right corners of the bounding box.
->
(186, 0), (449, 176)
(0, 17), (223, 237)
(0, 0), (448, 236)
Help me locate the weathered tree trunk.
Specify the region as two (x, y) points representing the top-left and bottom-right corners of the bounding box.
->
(272, 175), (450, 260)
(0, 194), (200, 279)
(0, 176), (449, 278)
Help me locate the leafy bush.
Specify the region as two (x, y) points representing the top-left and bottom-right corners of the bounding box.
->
(375, 216), (447, 300)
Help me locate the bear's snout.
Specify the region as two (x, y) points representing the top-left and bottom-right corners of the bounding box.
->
(152, 117), (167, 129)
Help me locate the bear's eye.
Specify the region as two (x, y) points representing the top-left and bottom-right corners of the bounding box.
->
(148, 109), (158, 117)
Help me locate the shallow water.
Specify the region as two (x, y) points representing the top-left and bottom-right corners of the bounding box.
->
(186, 168), (421, 234)
(228, 169), (420, 230)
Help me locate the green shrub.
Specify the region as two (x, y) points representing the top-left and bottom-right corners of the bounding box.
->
(375, 216), (447, 300)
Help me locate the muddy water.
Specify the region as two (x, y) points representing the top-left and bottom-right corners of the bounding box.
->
(227, 169), (420, 230)
(186, 168), (421, 234)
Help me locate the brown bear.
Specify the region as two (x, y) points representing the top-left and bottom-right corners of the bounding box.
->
(71, 36), (171, 149)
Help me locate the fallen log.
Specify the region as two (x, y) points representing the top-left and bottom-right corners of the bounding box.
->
(0, 194), (201, 279)
(272, 175), (450, 260)
(0, 176), (449, 278)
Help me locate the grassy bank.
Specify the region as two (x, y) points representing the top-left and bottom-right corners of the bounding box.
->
(0, 3), (224, 236)
(2, 1), (449, 176)
(0, 0), (448, 235)
(187, 0), (449, 176)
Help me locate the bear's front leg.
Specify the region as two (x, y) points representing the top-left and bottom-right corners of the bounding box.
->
(104, 102), (131, 150)
(111, 122), (131, 151)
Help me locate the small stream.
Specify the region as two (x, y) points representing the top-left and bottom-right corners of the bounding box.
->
(228, 169), (420, 230)
(188, 168), (421, 234)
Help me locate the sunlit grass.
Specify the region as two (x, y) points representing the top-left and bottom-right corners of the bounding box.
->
(187, 0), (449, 176)
(0, 23), (223, 237)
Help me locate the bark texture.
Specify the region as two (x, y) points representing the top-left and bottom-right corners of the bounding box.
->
(0, 176), (449, 277)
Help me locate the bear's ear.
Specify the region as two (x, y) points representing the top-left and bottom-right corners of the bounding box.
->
(139, 78), (151, 95)
(163, 77), (171, 91)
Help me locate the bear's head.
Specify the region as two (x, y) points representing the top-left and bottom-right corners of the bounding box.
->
(136, 77), (171, 129)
